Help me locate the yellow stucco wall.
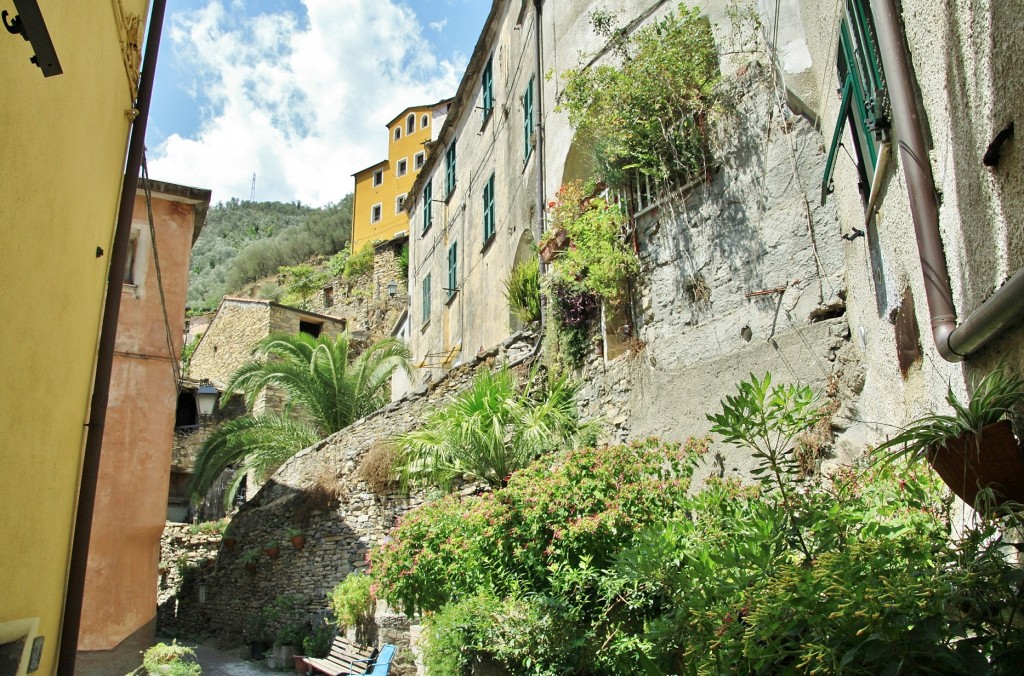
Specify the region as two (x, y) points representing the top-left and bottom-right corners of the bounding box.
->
(0, 1), (150, 673)
(351, 105), (436, 251)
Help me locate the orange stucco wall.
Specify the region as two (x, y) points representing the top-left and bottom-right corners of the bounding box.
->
(77, 192), (198, 660)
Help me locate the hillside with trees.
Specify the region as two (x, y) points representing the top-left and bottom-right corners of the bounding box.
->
(188, 195), (353, 312)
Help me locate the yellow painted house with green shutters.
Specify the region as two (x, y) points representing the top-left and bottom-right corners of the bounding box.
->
(351, 100), (451, 252)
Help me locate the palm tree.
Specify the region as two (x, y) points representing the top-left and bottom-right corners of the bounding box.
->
(395, 367), (594, 491)
(190, 332), (410, 506)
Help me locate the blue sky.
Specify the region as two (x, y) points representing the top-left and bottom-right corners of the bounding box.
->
(147, 0), (490, 206)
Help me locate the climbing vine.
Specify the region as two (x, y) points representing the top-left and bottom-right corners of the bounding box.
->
(556, 4), (720, 189)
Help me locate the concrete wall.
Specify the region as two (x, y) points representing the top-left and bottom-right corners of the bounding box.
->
(77, 185), (209, 674)
(0, 2), (152, 673)
(406, 1), (541, 387)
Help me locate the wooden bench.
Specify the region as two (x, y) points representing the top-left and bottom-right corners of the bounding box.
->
(304, 636), (376, 676)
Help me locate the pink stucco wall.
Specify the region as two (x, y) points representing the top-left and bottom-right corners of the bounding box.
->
(78, 188), (205, 665)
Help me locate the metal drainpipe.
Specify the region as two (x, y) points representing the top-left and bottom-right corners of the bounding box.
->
(58, 0), (167, 672)
(532, 0), (548, 353)
(869, 0), (1024, 362)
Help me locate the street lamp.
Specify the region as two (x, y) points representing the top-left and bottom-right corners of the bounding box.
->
(195, 380), (218, 421)
(387, 280), (398, 297)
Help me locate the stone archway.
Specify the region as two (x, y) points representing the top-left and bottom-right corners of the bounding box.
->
(508, 230), (537, 333)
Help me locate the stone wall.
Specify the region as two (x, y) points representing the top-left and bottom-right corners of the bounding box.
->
(159, 330), (537, 674)
(304, 243), (409, 341)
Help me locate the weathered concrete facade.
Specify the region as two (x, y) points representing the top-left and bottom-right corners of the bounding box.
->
(77, 181), (211, 675)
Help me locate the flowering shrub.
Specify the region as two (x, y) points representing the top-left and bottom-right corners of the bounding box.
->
(371, 437), (707, 617)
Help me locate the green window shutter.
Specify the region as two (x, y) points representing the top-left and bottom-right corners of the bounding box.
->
(482, 57), (493, 121)
(483, 173), (495, 241)
(523, 77), (534, 161)
(423, 180), (432, 233)
(422, 273), (431, 323)
(445, 142), (457, 197)
(821, 76), (853, 205)
(447, 242), (457, 297)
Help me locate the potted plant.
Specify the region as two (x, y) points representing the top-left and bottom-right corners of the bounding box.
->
(243, 612), (270, 660)
(222, 522), (237, 552)
(276, 623), (306, 671)
(302, 621), (332, 669)
(287, 527), (306, 551)
(241, 548), (260, 574)
(874, 365), (1024, 507)
(539, 226), (570, 263)
(265, 541), (281, 560)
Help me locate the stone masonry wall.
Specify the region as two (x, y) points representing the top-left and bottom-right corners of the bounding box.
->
(160, 329), (537, 674)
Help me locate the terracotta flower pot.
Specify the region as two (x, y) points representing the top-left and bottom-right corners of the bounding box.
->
(223, 536), (237, 552)
(539, 228), (570, 263)
(293, 655), (308, 673)
(928, 420), (1024, 507)
(290, 534), (306, 551)
(265, 546), (280, 560)
(244, 562), (257, 574)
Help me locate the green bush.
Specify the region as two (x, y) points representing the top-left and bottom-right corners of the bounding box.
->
(397, 243), (409, 282)
(503, 258), (541, 325)
(141, 641), (201, 675)
(329, 572), (374, 629)
(303, 620), (333, 658)
(343, 243), (375, 279)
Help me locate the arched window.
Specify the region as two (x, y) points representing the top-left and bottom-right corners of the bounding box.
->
(407, 114), (415, 135)
(421, 114), (429, 128)
(394, 127), (401, 141)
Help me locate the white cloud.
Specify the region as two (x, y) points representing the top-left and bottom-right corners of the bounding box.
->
(429, 18), (448, 32)
(149, 0), (463, 206)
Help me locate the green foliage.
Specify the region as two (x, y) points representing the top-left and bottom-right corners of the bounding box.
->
(343, 243), (375, 279)
(874, 363), (1024, 463)
(303, 621), (333, 658)
(189, 332), (410, 505)
(326, 245), (351, 278)
(329, 573), (375, 629)
(397, 243), (409, 282)
(240, 548), (260, 564)
(373, 372), (1024, 674)
(503, 258), (541, 325)
(557, 4), (719, 187)
(278, 263), (328, 307)
(394, 367), (595, 491)
(187, 518), (228, 535)
(188, 195), (353, 311)
(141, 641), (201, 675)
(180, 334), (201, 377)
(373, 437), (706, 617)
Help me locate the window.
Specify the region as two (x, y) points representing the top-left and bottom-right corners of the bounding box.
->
(422, 113), (429, 128)
(371, 203), (382, 223)
(481, 56), (494, 122)
(422, 273), (432, 324)
(395, 194), (406, 214)
(299, 320), (322, 338)
(414, 151), (425, 170)
(407, 113), (416, 135)
(372, 169), (383, 186)
(123, 232), (139, 284)
(445, 140), (457, 198)
(821, 0), (889, 205)
(394, 127), (402, 141)
(422, 180), (433, 234)
(396, 158), (408, 177)
(523, 76), (535, 162)
(482, 172), (495, 243)
(447, 241), (458, 299)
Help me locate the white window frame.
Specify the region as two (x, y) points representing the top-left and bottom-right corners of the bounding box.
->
(396, 158), (408, 177)
(414, 151), (425, 170)
(421, 113), (429, 129)
(393, 127), (402, 141)
(372, 169), (383, 186)
(371, 203), (383, 223)
(395, 194), (407, 214)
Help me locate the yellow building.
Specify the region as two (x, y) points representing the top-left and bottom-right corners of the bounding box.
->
(0, 1), (159, 673)
(351, 100), (451, 252)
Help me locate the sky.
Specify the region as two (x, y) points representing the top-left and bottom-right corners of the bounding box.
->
(146, 0), (490, 207)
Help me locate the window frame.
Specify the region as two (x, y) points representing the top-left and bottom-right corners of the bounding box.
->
(821, 0), (889, 205)
(421, 113), (430, 129)
(481, 56), (494, 123)
(395, 193), (406, 214)
(422, 180), (433, 234)
(396, 158), (408, 177)
(421, 272), (432, 326)
(406, 113), (415, 135)
(482, 172), (496, 245)
(372, 169), (383, 187)
(523, 76), (535, 163)
(414, 151), (425, 170)
(393, 127), (402, 141)
(444, 140), (457, 199)
(447, 241), (458, 301)
(371, 203), (382, 223)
